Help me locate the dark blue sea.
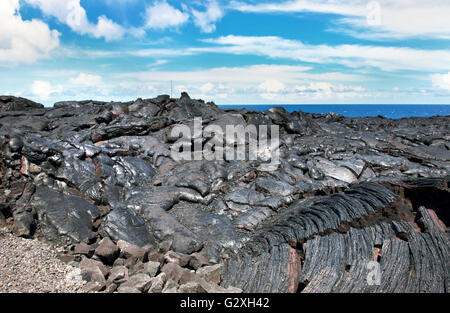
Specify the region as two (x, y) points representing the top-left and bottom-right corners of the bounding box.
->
(218, 105), (450, 119)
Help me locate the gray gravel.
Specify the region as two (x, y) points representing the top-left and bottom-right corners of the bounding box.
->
(0, 227), (87, 293)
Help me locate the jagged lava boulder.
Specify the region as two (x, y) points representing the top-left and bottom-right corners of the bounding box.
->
(0, 93), (449, 293)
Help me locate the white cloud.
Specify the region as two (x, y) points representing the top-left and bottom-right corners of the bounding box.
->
(198, 82), (232, 100)
(174, 84), (187, 94)
(0, 0), (59, 64)
(103, 0), (138, 4)
(341, 1), (450, 40)
(231, 0), (364, 16)
(25, 0), (125, 41)
(197, 82), (231, 99)
(31, 80), (63, 99)
(128, 48), (194, 58)
(121, 64), (362, 84)
(259, 80), (285, 93)
(201, 35), (450, 72)
(62, 34), (450, 75)
(259, 79), (286, 100)
(128, 27), (146, 38)
(231, 0), (450, 40)
(192, 0), (224, 33)
(69, 73), (103, 86)
(147, 84), (157, 92)
(117, 64), (370, 103)
(295, 82), (366, 99)
(19, 64), (435, 105)
(200, 82), (215, 94)
(92, 15), (126, 41)
(431, 72), (450, 92)
(145, 1), (189, 29)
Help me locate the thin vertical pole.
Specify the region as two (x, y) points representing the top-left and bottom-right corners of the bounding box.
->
(170, 80), (173, 98)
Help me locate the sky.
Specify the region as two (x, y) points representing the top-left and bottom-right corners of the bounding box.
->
(1, 0), (450, 106)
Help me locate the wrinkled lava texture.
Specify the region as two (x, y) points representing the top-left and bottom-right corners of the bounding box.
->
(1, 93), (449, 293)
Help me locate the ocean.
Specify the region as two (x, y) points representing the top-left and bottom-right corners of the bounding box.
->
(218, 104), (450, 120)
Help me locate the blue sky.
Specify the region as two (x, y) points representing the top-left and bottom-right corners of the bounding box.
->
(1, 0), (450, 105)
